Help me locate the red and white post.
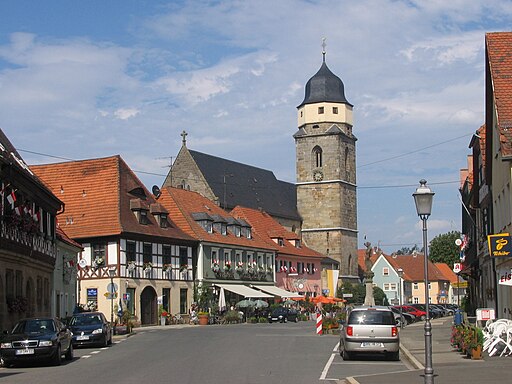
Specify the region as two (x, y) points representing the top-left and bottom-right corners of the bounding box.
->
(316, 312), (323, 335)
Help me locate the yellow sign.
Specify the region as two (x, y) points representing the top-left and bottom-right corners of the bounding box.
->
(487, 233), (512, 258)
(452, 281), (469, 288)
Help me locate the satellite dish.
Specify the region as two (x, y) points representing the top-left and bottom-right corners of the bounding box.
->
(152, 185), (161, 197)
(78, 259), (87, 269)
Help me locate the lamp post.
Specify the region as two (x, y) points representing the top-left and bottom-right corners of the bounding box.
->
(397, 267), (404, 328)
(413, 179), (435, 384)
(108, 267), (116, 328)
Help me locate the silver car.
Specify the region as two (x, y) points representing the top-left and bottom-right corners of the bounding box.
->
(338, 306), (400, 361)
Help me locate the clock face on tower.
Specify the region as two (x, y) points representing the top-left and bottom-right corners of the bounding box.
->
(313, 170), (324, 181)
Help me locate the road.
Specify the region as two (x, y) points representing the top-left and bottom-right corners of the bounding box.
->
(0, 321), (412, 384)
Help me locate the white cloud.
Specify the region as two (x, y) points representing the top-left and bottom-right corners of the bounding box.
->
(114, 108), (140, 120)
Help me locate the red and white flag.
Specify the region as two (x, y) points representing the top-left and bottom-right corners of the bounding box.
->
(14, 206), (22, 216)
(7, 191), (16, 208)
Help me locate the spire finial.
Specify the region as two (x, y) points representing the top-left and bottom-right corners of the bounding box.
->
(181, 130), (188, 146)
(322, 37), (326, 62)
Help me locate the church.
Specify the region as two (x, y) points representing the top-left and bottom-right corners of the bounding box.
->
(164, 50), (359, 282)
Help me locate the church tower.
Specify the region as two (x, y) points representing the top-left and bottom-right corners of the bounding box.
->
(294, 45), (358, 279)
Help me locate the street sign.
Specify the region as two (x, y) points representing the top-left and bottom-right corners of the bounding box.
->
(453, 263), (462, 273)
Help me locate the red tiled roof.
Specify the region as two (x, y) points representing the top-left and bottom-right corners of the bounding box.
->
(382, 254), (447, 282)
(486, 32), (512, 157)
(357, 248), (380, 273)
(56, 223), (83, 250)
(31, 156), (194, 242)
(231, 206), (324, 259)
(434, 263), (458, 284)
(158, 187), (274, 250)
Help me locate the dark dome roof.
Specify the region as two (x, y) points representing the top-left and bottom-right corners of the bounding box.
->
(298, 61), (352, 107)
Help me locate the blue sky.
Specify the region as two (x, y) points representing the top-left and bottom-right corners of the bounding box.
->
(1, 0), (511, 254)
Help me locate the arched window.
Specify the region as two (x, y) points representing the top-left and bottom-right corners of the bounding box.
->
(312, 146), (323, 168)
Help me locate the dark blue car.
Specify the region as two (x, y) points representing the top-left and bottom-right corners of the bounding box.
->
(68, 312), (112, 347)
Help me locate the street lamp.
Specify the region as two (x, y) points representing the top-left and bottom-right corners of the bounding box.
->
(108, 267), (116, 328)
(397, 267), (404, 328)
(413, 179), (435, 384)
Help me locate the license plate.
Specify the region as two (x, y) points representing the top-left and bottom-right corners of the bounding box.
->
(15, 348), (34, 355)
(361, 342), (384, 347)
(76, 335), (89, 341)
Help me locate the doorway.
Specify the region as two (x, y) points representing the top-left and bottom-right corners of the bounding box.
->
(140, 286), (157, 325)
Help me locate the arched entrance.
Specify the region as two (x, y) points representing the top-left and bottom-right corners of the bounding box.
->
(140, 286), (157, 325)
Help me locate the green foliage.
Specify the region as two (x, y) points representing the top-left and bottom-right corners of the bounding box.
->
(429, 230), (461, 265)
(337, 283), (388, 305)
(194, 284), (214, 312)
(223, 310), (241, 323)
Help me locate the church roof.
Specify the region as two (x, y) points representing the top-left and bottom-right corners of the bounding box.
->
(188, 150), (300, 221)
(298, 60), (352, 108)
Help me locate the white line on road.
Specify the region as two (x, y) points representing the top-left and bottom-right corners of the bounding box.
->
(90, 350), (101, 354)
(320, 353), (336, 381)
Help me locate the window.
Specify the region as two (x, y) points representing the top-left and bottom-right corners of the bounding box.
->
(278, 238), (284, 246)
(318, 106), (324, 114)
(126, 241), (136, 263)
(139, 210), (149, 225)
(162, 288), (171, 312)
(413, 297), (419, 304)
(333, 107), (338, 114)
(5, 269), (14, 300)
(383, 283), (390, 291)
(159, 215), (168, 228)
(390, 283), (397, 291)
(428, 283), (431, 290)
(143, 243), (152, 264)
(179, 247), (188, 268)
(313, 146), (323, 168)
(383, 267), (389, 276)
(163, 245), (172, 266)
(92, 242), (106, 263)
(413, 283), (419, 290)
(224, 250), (231, 265)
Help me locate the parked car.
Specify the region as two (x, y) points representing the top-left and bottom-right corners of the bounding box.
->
(410, 303), (441, 318)
(338, 306), (400, 361)
(68, 312), (112, 347)
(389, 307), (416, 325)
(267, 307), (298, 323)
(397, 305), (426, 321)
(0, 317), (73, 367)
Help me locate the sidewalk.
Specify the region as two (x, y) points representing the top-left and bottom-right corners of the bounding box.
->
(348, 317), (512, 384)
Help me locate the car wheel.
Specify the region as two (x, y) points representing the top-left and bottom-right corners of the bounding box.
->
(52, 345), (62, 366)
(342, 349), (352, 361)
(108, 332), (113, 346)
(294, 317), (298, 323)
(65, 343), (73, 361)
(103, 334), (109, 347)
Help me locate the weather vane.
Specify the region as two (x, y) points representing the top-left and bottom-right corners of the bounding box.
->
(322, 37), (326, 62)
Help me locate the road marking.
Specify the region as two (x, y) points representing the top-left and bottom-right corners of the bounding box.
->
(320, 353), (336, 380)
(82, 355), (91, 359)
(90, 350), (101, 354)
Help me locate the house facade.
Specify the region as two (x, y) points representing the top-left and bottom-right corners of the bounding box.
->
(0, 129), (63, 331)
(157, 186), (289, 305)
(31, 156), (197, 326)
(231, 206), (324, 298)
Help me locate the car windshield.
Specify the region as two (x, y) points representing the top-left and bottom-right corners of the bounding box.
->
(13, 319), (55, 334)
(69, 314), (102, 326)
(348, 311), (395, 325)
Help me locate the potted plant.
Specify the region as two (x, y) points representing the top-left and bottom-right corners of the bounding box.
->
(158, 305), (169, 326)
(143, 262), (153, 271)
(198, 311), (209, 325)
(465, 325), (484, 359)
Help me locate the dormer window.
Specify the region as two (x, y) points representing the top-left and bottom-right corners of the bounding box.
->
(150, 203), (169, 228)
(211, 215), (228, 236)
(295, 239), (301, 248)
(139, 210), (149, 225)
(192, 212), (214, 233)
(278, 238), (284, 246)
(227, 217), (242, 237)
(130, 198), (150, 225)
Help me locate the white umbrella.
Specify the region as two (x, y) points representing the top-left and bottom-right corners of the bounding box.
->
(218, 287), (227, 312)
(253, 300), (269, 309)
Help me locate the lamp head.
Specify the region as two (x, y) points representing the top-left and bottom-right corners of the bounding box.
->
(413, 179), (434, 218)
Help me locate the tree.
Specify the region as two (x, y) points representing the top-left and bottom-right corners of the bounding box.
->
(395, 245), (420, 255)
(429, 230), (461, 266)
(338, 283), (388, 306)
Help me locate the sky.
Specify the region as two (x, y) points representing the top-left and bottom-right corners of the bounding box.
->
(1, 0), (511, 254)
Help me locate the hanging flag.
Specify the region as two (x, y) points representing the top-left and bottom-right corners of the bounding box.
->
(7, 191), (16, 209)
(33, 210), (40, 222)
(66, 260), (75, 268)
(14, 206), (22, 216)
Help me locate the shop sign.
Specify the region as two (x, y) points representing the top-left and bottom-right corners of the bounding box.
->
(487, 233), (512, 258)
(498, 269), (512, 286)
